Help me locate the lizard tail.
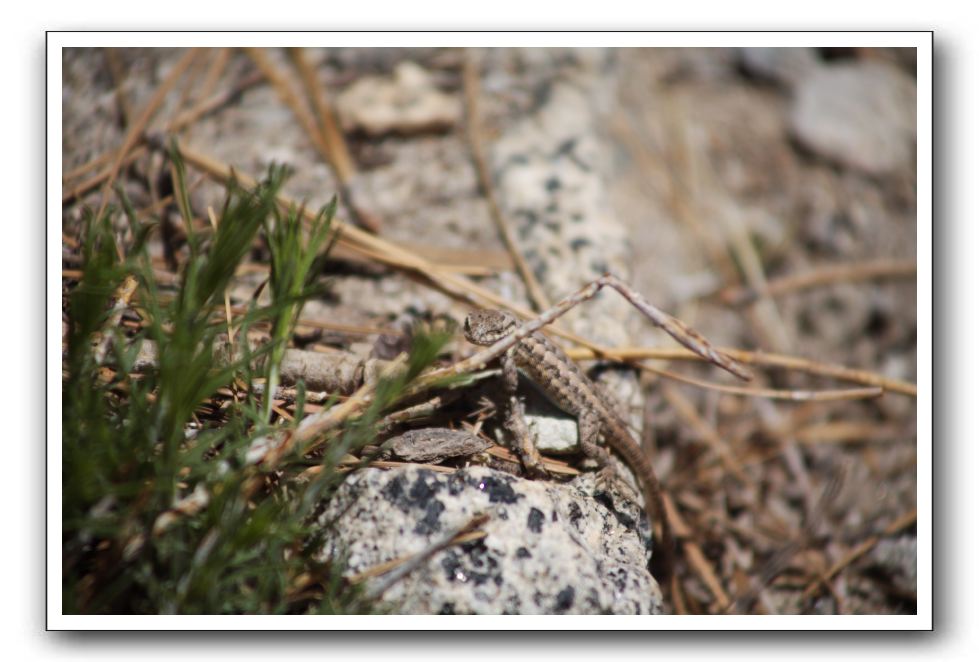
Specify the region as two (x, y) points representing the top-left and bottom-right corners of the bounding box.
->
(610, 434), (675, 593)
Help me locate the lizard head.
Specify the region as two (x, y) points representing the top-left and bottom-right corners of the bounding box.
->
(463, 309), (518, 346)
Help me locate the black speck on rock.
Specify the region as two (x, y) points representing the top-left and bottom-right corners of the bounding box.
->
(545, 176), (561, 192)
(441, 544), (499, 587)
(527, 507), (545, 534)
(554, 586), (575, 613)
(516, 547), (532, 559)
(382, 470), (445, 514)
(568, 501), (584, 527)
(555, 138), (578, 158)
(517, 208), (540, 228)
(413, 498), (445, 535)
(380, 473), (406, 506)
(438, 602), (457, 615)
(473, 473), (522, 504)
(593, 491), (637, 530)
(610, 566), (629, 593)
(406, 472), (443, 508)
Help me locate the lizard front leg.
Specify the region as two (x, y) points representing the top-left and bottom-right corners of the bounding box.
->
(501, 348), (549, 479)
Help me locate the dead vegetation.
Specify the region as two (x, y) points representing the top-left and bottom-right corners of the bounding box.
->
(61, 46), (918, 615)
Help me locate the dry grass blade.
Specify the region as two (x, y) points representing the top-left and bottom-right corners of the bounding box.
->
(206, 206), (238, 363)
(94, 48), (201, 220)
(357, 513), (491, 600)
(644, 364), (884, 402)
(195, 48), (233, 110)
(258, 355), (409, 468)
(432, 273), (749, 389)
(802, 508), (917, 599)
(288, 47), (357, 186)
(157, 139), (567, 325)
(63, 67), (263, 204)
(721, 259), (917, 305)
(244, 48), (328, 157)
(568, 346), (916, 397)
(662, 384), (748, 483)
(151, 138), (918, 412)
(663, 494), (731, 611)
(794, 421), (911, 444)
(484, 445), (580, 476)
(246, 47), (381, 234)
(63, 150), (115, 184)
(722, 204), (793, 352)
(103, 48), (134, 127)
(728, 470), (844, 614)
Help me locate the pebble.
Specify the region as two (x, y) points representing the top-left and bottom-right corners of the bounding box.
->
(789, 60), (916, 175)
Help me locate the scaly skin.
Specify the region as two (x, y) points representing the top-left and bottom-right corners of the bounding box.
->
(464, 309), (674, 587)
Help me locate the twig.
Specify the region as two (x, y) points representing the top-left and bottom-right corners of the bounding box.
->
(103, 48), (133, 128)
(289, 47), (384, 234)
(802, 508), (917, 599)
(194, 48), (233, 114)
(661, 384), (748, 483)
(167, 50), (210, 136)
(566, 346), (916, 397)
(287, 47), (356, 186)
(643, 364), (884, 402)
(729, 470), (845, 614)
(432, 272), (750, 382)
(245, 47), (380, 234)
(462, 49), (550, 312)
(94, 48), (201, 221)
(340, 459), (458, 475)
(662, 494), (731, 611)
(793, 421), (911, 444)
(62, 69), (264, 204)
(255, 274), (747, 471)
(483, 445), (580, 476)
(357, 513), (491, 600)
(153, 138), (917, 405)
(720, 259), (917, 305)
(257, 355), (408, 468)
(244, 48), (328, 159)
(143, 139), (624, 355)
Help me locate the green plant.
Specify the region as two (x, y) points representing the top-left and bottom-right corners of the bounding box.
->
(61, 153), (444, 614)
(262, 193), (337, 422)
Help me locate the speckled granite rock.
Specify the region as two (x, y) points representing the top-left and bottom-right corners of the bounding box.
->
(317, 464), (663, 614)
(491, 80), (633, 346)
(487, 58), (644, 440)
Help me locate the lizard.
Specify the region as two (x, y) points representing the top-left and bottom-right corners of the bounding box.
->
(463, 308), (675, 589)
